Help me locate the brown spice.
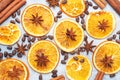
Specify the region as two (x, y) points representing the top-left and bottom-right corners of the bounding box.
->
(15, 42), (27, 55)
(50, 75), (65, 80)
(10, 20), (15, 24)
(7, 66), (23, 80)
(93, 0), (106, 9)
(46, 0), (59, 7)
(15, 18), (20, 23)
(95, 71), (104, 80)
(30, 13), (43, 26)
(35, 50), (49, 67)
(82, 39), (96, 55)
(66, 28), (77, 41)
(98, 19), (109, 31)
(100, 55), (113, 68)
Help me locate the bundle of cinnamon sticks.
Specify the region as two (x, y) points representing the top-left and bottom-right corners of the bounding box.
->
(0, 0), (26, 24)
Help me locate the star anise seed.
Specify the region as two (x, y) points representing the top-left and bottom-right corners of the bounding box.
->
(35, 50), (49, 67)
(100, 55), (113, 68)
(98, 19), (109, 31)
(46, 0), (59, 8)
(15, 42), (27, 55)
(30, 13), (43, 26)
(82, 38), (96, 55)
(66, 28), (77, 41)
(7, 66), (23, 80)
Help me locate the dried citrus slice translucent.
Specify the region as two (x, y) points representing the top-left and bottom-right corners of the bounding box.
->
(54, 19), (84, 52)
(0, 23), (21, 45)
(93, 41), (120, 74)
(86, 11), (115, 39)
(66, 55), (92, 80)
(0, 58), (29, 80)
(28, 40), (60, 73)
(22, 4), (54, 36)
(60, 0), (85, 17)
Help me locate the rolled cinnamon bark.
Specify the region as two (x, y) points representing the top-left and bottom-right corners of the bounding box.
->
(0, 0), (26, 24)
(0, 0), (13, 12)
(0, 0), (21, 18)
(106, 0), (120, 15)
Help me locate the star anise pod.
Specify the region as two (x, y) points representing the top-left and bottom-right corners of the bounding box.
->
(66, 28), (77, 41)
(82, 37), (96, 55)
(30, 13), (43, 26)
(46, 0), (59, 8)
(100, 54), (113, 68)
(7, 66), (23, 80)
(15, 42), (27, 55)
(35, 50), (49, 67)
(98, 19), (109, 31)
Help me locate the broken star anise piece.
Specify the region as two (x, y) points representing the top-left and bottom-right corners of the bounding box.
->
(30, 13), (43, 26)
(82, 37), (96, 55)
(100, 54), (113, 68)
(35, 50), (49, 67)
(98, 19), (109, 31)
(66, 28), (77, 41)
(7, 66), (23, 80)
(46, 0), (59, 8)
(15, 42), (27, 55)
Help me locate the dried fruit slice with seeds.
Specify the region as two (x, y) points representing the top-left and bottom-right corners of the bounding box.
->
(28, 40), (60, 73)
(86, 11), (115, 39)
(66, 55), (92, 80)
(59, 0), (86, 17)
(93, 41), (120, 74)
(22, 4), (54, 37)
(54, 19), (84, 52)
(0, 58), (29, 80)
(0, 23), (21, 45)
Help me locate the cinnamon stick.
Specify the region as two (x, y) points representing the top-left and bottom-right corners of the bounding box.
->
(50, 75), (65, 80)
(106, 0), (120, 15)
(0, 0), (26, 24)
(0, 0), (13, 12)
(93, 0), (106, 9)
(0, 0), (21, 18)
(95, 71), (104, 80)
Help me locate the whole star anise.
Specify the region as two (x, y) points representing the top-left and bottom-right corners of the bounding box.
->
(82, 36), (96, 55)
(7, 66), (23, 80)
(30, 13), (43, 26)
(15, 42), (27, 55)
(46, 0), (59, 7)
(66, 28), (77, 41)
(98, 19), (109, 31)
(35, 50), (49, 67)
(100, 55), (113, 68)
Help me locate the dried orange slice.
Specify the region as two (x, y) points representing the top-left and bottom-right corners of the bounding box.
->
(86, 11), (115, 39)
(0, 23), (21, 45)
(0, 58), (29, 80)
(66, 55), (92, 80)
(59, 0), (85, 17)
(54, 19), (84, 52)
(28, 40), (60, 73)
(22, 4), (54, 37)
(93, 41), (120, 74)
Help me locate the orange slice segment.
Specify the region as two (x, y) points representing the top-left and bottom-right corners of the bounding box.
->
(60, 0), (85, 17)
(0, 58), (29, 80)
(54, 19), (84, 52)
(66, 55), (92, 80)
(0, 23), (21, 45)
(28, 40), (60, 73)
(93, 41), (120, 74)
(86, 11), (115, 39)
(22, 4), (54, 37)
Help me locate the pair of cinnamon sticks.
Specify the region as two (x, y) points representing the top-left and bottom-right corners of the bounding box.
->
(0, 0), (26, 24)
(93, 0), (120, 15)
